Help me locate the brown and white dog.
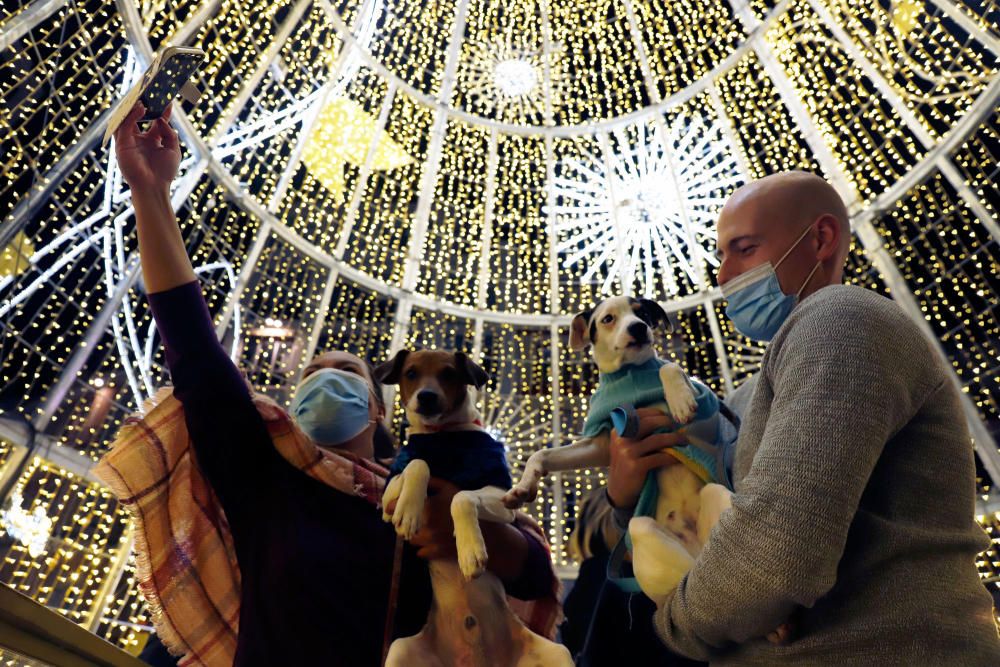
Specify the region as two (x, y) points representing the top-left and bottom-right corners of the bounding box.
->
(376, 349), (572, 667)
(503, 296), (734, 603)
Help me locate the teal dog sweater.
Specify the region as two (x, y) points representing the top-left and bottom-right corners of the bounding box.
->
(582, 357), (724, 484)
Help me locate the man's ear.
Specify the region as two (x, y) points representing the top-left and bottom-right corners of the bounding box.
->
(637, 298), (673, 334)
(814, 213), (841, 261)
(373, 349), (410, 385)
(454, 352), (489, 389)
(569, 309), (594, 351)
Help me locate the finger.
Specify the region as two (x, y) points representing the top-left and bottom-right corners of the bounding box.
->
(416, 545), (452, 560)
(633, 412), (673, 439)
(114, 102), (146, 148)
(427, 477), (448, 493)
(635, 452), (681, 473)
(427, 477), (460, 497)
(384, 499), (397, 515)
(157, 117), (179, 151)
(161, 102), (173, 121)
(631, 431), (687, 456)
(633, 406), (673, 420)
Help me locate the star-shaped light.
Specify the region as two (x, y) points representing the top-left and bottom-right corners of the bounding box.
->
(553, 116), (743, 297)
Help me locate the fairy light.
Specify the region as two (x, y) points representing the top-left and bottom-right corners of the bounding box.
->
(552, 116), (741, 298)
(459, 36), (566, 123)
(1, 0), (998, 635)
(1, 490), (54, 558)
(0, 458), (130, 627)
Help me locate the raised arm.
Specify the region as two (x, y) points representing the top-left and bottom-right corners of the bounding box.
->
(115, 103), (281, 510)
(653, 289), (945, 659)
(115, 103), (196, 293)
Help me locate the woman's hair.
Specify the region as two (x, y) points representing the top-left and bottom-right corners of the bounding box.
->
(569, 487), (623, 561)
(363, 359), (397, 462)
(363, 359), (386, 413)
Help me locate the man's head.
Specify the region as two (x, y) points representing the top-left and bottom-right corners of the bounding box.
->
(715, 171), (851, 299)
(569, 296), (672, 373)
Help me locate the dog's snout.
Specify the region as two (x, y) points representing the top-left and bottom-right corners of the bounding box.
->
(627, 321), (650, 343)
(416, 390), (441, 413)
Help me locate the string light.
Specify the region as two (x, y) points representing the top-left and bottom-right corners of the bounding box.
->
(1, 490), (54, 558)
(1, 0), (997, 636)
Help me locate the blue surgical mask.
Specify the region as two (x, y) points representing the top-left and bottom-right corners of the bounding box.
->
(721, 224), (822, 342)
(290, 368), (374, 446)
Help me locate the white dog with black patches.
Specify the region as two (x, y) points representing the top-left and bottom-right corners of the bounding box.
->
(504, 296), (734, 603)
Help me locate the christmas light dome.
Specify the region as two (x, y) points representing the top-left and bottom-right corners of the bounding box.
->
(0, 0), (998, 646)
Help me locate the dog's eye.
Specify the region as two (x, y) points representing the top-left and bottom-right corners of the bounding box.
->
(440, 367), (456, 380)
(404, 368), (417, 380)
(601, 314), (614, 324)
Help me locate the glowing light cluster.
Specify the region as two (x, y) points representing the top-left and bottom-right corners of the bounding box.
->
(553, 116), (742, 297)
(0, 491), (53, 558)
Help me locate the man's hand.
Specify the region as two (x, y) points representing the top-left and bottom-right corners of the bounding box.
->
(767, 621), (795, 645)
(607, 407), (685, 509)
(114, 102), (181, 193)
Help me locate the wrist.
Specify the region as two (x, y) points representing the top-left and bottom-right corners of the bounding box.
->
(606, 485), (637, 510)
(131, 186), (173, 212)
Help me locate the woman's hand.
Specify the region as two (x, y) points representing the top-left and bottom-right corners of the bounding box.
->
(407, 477), (461, 560)
(387, 478), (534, 583)
(114, 102), (181, 194)
(607, 407), (685, 509)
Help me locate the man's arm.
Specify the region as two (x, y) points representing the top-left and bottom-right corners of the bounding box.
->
(654, 289), (944, 659)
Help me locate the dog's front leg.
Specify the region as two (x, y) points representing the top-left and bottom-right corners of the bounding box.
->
(452, 486), (515, 580)
(388, 459), (431, 539)
(660, 362), (698, 424)
(382, 473), (404, 523)
(503, 435), (610, 509)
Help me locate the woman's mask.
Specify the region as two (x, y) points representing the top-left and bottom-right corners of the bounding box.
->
(290, 368), (375, 446)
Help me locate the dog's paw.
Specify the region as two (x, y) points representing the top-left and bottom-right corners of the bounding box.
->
(661, 366), (698, 424)
(391, 494), (424, 540)
(502, 484), (536, 509)
(456, 531), (488, 581)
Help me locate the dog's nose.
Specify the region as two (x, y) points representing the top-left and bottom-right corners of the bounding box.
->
(627, 321), (650, 344)
(416, 390), (441, 413)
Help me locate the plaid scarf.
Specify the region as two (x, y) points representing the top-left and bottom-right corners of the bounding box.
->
(96, 387), (561, 666)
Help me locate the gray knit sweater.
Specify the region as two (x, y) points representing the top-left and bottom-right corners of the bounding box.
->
(654, 285), (1000, 665)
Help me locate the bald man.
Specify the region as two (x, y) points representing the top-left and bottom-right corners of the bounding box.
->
(611, 172), (999, 664)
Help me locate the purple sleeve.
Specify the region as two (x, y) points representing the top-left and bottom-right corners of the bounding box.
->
(148, 281), (283, 513)
(503, 524), (556, 601)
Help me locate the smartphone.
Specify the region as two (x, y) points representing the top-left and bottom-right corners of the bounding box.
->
(138, 46), (207, 121)
(104, 46), (207, 146)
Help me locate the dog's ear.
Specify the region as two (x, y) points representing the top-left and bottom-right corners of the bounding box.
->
(637, 298), (673, 334)
(454, 352), (489, 389)
(374, 349), (410, 385)
(569, 309), (594, 351)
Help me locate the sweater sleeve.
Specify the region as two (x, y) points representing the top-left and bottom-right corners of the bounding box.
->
(147, 281), (285, 514)
(504, 523), (556, 600)
(654, 287), (944, 659)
